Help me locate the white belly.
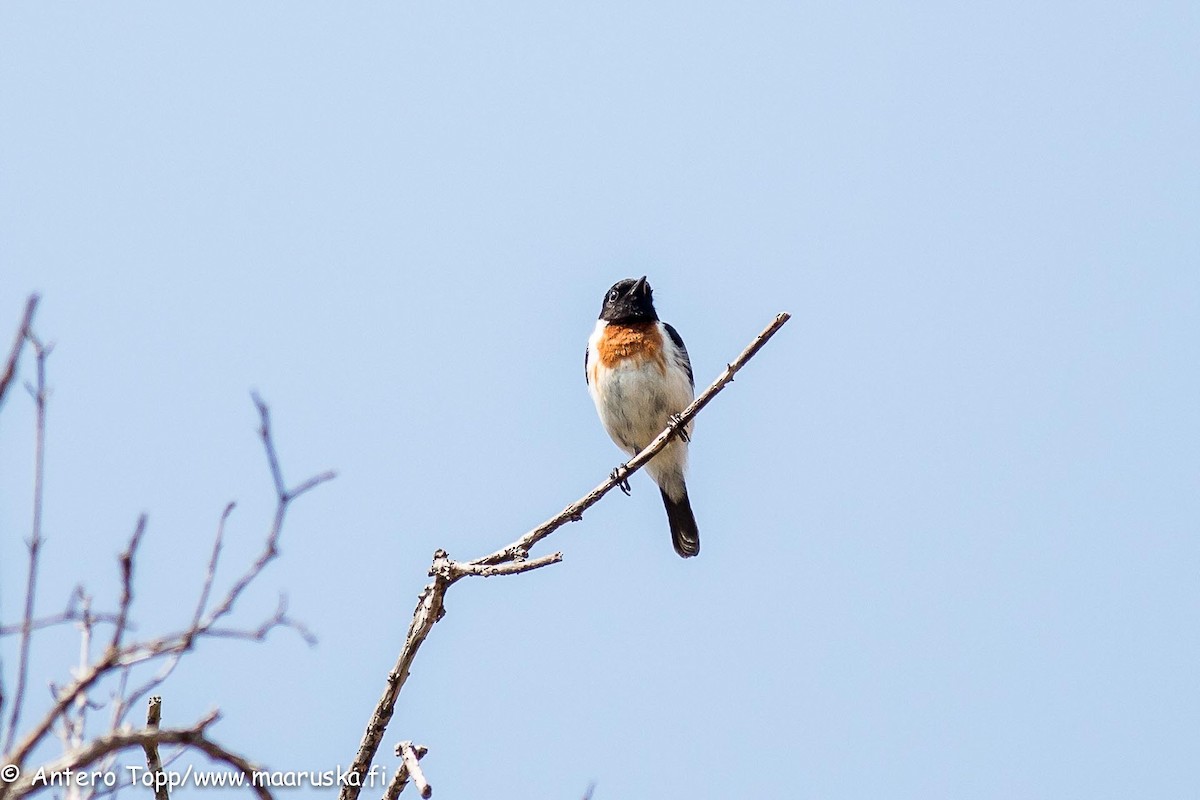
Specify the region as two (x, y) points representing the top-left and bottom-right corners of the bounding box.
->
(592, 359), (689, 454)
(587, 321), (695, 498)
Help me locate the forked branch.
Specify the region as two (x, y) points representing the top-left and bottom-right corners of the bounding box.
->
(2, 710), (271, 800)
(339, 312), (791, 800)
(0, 373), (333, 800)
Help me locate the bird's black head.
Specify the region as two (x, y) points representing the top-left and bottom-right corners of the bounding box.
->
(598, 276), (658, 323)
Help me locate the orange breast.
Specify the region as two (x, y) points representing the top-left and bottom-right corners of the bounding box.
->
(597, 322), (667, 372)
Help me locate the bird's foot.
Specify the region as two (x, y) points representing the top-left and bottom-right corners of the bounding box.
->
(611, 467), (632, 496)
(668, 413), (691, 443)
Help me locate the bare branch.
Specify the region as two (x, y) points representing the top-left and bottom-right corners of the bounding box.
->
(3, 395), (333, 778)
(382, 766), (408, 800)
(442, 552), (563, 579)
(0, 293), (38, 410)
(338, 312), (791, 800)
(396, 743), (431, 799)
(111, 517), (148, 654)
(117, 502), (236, 721)
(0, 296), (40, 730)
(4, 711), (272, 800)
(341, 559), (449, 800)
(382, 742), (430, 800)
(201, 396), (335, 628)
(193, 503), (236, 631)
(206, 594), (317, 646)
(4, 331), (52, 754)
(251, 393), (288, 499)
(249, 392), (335, 503)
(140, 697), (169, 800)
(0, 612), (122, 638)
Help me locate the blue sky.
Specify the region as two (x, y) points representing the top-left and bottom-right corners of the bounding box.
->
(2, 2), (1197, 798)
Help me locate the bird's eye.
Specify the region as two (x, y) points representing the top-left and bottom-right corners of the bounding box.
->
(607, 289), (619, 302)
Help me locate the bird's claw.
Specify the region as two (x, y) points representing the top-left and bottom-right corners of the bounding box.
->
(611, 467), (632, 495)
(668, 413), (691, 443)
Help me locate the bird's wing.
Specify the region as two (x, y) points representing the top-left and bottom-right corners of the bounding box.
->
(663, 323), (694, 387)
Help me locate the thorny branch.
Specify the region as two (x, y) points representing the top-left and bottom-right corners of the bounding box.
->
(339, 312), (792, 800)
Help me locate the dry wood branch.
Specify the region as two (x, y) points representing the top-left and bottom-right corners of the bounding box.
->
(107, 401), (327, 726)
(0, 293), (38, 410)
(140, 696), (169, 800)
(442, 552), (563, 579)
(338, 312), (791, 800)
(3, 331), (52, 755)
(1, 394), (332, 787)
(0, 615), (118, 638)
(192, 503), (236, 631)
(0, 592), (122, 638)
(2, 511), (155, 773)
(395, 743), (430, 799)
(202, 395), (335, 627)
(382, 766), (408, 800)
(3, 711), (271, 800)
(116, 502), (234, 721)
(111, 517), (148, 654)
(382, 743), (430, 800)
(206, 595), (317, 646)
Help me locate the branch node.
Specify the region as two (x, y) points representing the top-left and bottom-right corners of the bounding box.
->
(428, 550), (455, 581)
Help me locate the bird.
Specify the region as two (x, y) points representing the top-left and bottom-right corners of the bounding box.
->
(584, 276), (700, 558)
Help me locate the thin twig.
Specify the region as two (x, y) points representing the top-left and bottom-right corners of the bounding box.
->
(0, 295), (40, 730)
(118, 503), (237, 720)
(206, 594), (317, 646)
(0, 611), (122, 638)
(112, 402), (327, 728)
(2, 395), (333, 778)
(3, 711), (272, 800)
(337, 312), (791, 800)
(202, 395), (335, 627)
(0, 293), (38, 410)
(192, 503), (236, 632)
(3, 331), (51, 754)
(111, 517), (148, 654)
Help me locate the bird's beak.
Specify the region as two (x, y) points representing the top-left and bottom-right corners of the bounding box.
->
(633, 276), (649, 296)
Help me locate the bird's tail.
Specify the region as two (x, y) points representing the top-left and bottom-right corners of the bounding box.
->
(661, 487), (700, 558)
